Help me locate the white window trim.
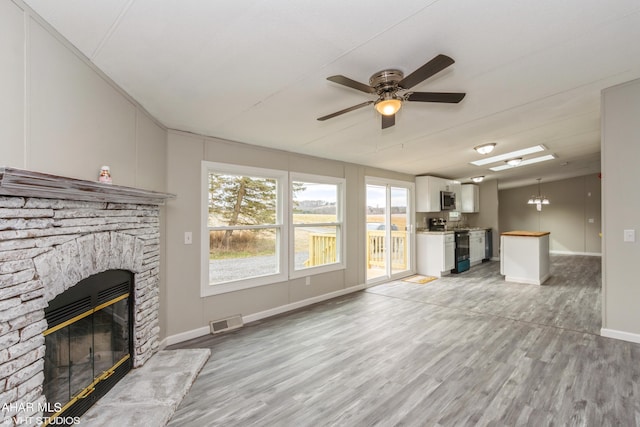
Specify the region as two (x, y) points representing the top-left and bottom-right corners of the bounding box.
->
(289, 173), (346, 279)
(201, 161), (288, 297)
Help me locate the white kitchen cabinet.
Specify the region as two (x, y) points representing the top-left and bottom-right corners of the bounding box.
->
(415, 176), (445, 212)
(461, 184), (480, 213)
(417, 233), (455, 277)
(444, 235), (455, 271)
(469, 230), (485, 265)
(416, 176), (461, 212)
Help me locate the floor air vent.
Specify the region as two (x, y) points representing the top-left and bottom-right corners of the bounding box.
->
(210, 314), (243, 334)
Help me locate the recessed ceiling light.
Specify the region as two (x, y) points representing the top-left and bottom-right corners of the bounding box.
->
(489, 154), (556, 171)
(505, 158), (523, 166)
(470, 145), (546, 166)
(471, 176), (484, 183)
(474, 143), (496, 155)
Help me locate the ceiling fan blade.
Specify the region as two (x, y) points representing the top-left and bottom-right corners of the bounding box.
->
(381, 114), (395, 129)
(398, 54), (455, 90)
(317, 101), (374, 121)
(406, 92), (466, 103)
(326, 75), (375, 94)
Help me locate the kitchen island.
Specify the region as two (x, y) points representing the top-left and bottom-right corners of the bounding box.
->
(500, 231), (550, 285)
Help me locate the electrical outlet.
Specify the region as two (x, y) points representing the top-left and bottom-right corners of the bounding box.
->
(305, 276), (311, 286)
(184, 231), (193, 245)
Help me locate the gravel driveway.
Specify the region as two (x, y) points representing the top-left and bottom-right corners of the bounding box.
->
(209, 252), (309, 283)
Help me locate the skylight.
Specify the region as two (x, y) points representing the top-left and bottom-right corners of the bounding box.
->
(489, 154), (556, 171)
(470, 145), (546, 166)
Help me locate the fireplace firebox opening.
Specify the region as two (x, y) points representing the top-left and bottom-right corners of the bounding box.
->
(42, 270), (134, 425)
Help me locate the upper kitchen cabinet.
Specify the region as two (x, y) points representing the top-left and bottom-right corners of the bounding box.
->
(416, 176), (442, 212)
(461, 184), (480, 213)
(416, 176), (461, 212)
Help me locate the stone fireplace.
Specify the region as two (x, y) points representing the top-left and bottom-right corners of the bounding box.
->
(0, 167), (174, 424)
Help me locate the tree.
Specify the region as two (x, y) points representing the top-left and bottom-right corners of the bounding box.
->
(208, 174), (277, 248)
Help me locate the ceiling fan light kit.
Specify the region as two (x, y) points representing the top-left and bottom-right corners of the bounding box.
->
(474, 143), (496, 155)
(374, 96), (402, 116)
(318, 54), (466, 129)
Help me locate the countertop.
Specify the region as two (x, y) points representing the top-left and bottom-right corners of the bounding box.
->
(417, 227), (489, 235)
(417, 230), (454, 235)
(501, 230), (550, 237)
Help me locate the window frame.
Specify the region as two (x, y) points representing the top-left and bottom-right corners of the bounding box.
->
(289, 173), (346, 279)
(201, 161), (288, 297)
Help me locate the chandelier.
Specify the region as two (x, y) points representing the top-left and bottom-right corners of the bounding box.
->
(527, 178), (550, 211)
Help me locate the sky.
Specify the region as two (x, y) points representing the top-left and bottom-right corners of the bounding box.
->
(294, 182), (408, 209)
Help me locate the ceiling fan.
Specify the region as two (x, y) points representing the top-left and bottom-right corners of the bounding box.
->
(317, 54), (465, 129)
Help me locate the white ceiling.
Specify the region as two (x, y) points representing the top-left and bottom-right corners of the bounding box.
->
(24, 0), (640, 188)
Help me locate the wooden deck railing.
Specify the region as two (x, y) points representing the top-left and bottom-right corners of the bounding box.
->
(305, 233), (338, 267)
(365, 230), (407, 269)
(305, 231), (407, 269)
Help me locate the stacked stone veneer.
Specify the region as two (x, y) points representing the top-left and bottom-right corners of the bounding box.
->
(0, 195), (162, 424)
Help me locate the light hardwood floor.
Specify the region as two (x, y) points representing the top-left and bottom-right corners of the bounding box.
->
(167, 256), (640, 426)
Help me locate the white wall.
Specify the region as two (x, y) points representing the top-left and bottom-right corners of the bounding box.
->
(475, 179), (499, 258)
(0, 1), (167, 190)
(498, 174), (601, 255)
(601, 78), (640, 341)
(1, 0), (169, 336)
(164, 130), (414, 340)
(0, 0), (24, 167)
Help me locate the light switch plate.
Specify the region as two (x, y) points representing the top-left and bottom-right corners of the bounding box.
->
(184, 231), (193, 245)
(623, 229), (635, 243)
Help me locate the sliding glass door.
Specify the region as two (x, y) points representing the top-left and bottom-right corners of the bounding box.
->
(365, 179), (414, 283)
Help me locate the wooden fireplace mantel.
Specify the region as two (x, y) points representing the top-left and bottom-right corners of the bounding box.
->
(0, 167), (175, 205)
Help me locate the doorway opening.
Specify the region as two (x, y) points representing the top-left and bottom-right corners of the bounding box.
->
(365, 179), (414, 283)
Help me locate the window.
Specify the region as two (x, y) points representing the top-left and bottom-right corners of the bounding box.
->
(202, 162), (287, 296)
(290, 173), (345, 276)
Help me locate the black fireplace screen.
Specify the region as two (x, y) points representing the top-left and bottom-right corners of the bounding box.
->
(43, 270), (133, 423)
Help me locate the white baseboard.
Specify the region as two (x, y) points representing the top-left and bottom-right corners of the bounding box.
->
(160, 326), (210, 349)
(549, 250), (602, 256)
(242, 284), (367, 323)
(600, 328), (640, 344)
(160, 284), (367, 348)
(504, 273), (550, 286)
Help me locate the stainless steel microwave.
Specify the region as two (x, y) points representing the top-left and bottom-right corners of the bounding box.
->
(440, 191), (456, 210)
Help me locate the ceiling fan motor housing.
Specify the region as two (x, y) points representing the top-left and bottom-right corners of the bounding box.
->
(369, 69), (404, 95)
